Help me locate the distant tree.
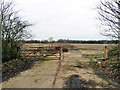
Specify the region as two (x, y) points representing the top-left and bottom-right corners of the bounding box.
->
(0, 0), (32, 62)
(97, 0), (120, 40)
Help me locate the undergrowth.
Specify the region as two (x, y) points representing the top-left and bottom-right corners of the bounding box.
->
(82, 48), (120, 84)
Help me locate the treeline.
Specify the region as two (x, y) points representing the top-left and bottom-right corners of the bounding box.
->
(23, 39), (119, 44)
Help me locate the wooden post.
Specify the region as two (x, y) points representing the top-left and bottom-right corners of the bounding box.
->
(59, 52), (61, 60)
(105, 46), (108, 59)
(63, 52), (64, 59)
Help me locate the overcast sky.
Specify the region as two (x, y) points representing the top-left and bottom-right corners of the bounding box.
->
(14, 0), (110, 40)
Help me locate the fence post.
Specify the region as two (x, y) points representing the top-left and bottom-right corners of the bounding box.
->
(105, 46), (108, 59)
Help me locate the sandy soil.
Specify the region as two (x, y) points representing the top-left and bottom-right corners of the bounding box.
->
(2, 50), (119, 88)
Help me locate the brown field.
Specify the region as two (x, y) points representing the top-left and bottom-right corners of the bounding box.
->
(70, 44), (116, 49)
(22, 43), (116, 49)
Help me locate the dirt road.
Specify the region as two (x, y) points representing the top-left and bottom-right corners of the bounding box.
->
(2, 50), (119, 88)
(2, 59), (60, 88)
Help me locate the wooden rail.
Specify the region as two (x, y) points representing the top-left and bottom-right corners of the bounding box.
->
(20, 46), (67, 60)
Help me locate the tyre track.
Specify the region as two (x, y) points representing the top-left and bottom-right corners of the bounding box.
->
(52, 59), (62, 87)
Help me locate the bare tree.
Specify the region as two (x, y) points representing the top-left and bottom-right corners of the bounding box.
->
(97, 0), (120, 61)
(0, 0), (32, 62)
(97, 0), (120, 40)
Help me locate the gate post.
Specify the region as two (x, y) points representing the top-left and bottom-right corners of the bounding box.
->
(105, 46), (108, 59)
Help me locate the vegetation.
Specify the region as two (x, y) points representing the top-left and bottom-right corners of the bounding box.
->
(0, 0), (32, 63)
(96, 0), (120, 83)
(84, 57), (119, 83)
(23, 39), (119, 44)
(97, 0), (120, 62)
(83, 49), (119, 84)
(2, 59), (35, 82)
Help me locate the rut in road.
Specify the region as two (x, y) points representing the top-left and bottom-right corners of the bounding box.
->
(52, 59), (62, 87)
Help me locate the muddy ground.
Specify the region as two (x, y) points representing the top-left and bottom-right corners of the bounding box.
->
(2, 49), (119, 88)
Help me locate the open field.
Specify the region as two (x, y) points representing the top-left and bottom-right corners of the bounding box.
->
(2, 43), (119, 88)
(70, 44), (116, 49)
(22, 43), (116, 48)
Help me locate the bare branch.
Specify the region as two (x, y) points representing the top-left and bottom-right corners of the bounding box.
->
(97, 0), (120, 39)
